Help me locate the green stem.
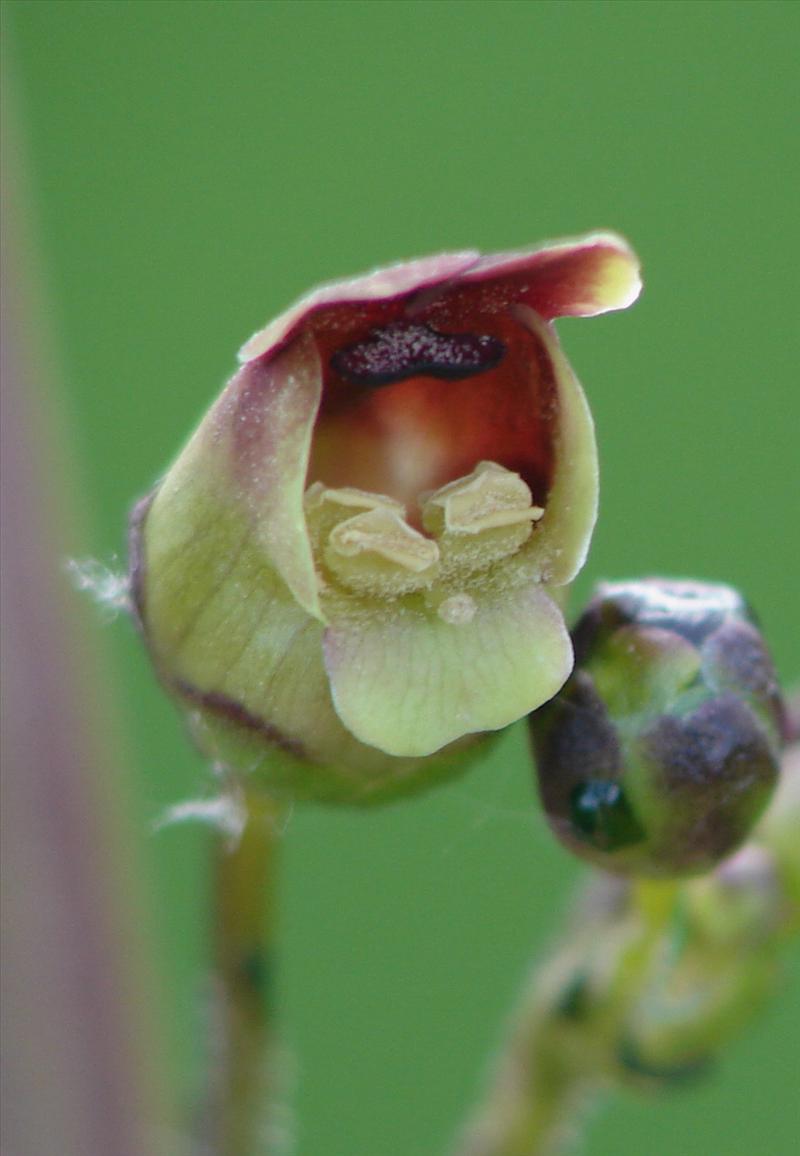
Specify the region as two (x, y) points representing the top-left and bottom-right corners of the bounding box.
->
(207, 790), (281, 1156)
(453, 1004), (594, 1156)
(453, 879), (679, 1156)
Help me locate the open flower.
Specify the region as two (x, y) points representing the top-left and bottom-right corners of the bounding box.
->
(131, 234), (641, 805)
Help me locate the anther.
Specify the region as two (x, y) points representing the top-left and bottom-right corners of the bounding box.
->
(325, 506), (439, 597)
(422, 461), (543, 575)
(423, 461), (543, 535)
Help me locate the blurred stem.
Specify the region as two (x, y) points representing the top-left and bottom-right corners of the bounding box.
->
(453, 879), (679, 1156)
(2, 86), (165, 1155)
(453, 1013), (588, 1156)
(208, 790), (282, 1156)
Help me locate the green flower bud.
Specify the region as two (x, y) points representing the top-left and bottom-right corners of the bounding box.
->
(529, 580), (784, 876)
(130, 237), (641, 805)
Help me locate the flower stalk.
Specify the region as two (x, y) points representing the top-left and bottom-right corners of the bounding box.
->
(453, 877), (679, 1156)
(201, 789), (283, 1156)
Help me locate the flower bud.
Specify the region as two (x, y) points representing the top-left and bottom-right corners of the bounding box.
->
(131, 236), (641, 805)
(529, 579), (784, 875)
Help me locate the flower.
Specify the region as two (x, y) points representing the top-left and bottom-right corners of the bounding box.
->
(529, 579), (785, 875)
(131, 234), (641, 805)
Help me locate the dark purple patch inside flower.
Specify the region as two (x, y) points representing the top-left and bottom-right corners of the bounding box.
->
(330, 322), (506, 386)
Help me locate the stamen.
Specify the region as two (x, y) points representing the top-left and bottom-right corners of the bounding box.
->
(304, 481), (405, 515)
(304, 482), (404, 549)
(305, 465), (540, 603)
(325, 506), (440, 597)
(329, 508), (439, 571)
(422, 461), (543, 574)
(423, 460), (543, 534)
(330, 321), (505, 386)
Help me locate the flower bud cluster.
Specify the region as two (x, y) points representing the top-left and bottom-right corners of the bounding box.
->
(532, 742), (799, 1090)
(529, 579), (785, 876)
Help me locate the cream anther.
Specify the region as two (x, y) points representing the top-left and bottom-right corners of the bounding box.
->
(304, 482), (410, 566)
(323, 505), (440, 597)
(420, 461), (543, 577)
(422, 460), (543, 536)
(304, 482), (405, 518)
(329, 507), (439, 573)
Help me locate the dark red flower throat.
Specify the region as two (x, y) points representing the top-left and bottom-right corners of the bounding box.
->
(308, 297), (558, 519)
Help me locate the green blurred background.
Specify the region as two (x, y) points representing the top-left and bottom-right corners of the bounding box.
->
(6, 1), (799, 1153)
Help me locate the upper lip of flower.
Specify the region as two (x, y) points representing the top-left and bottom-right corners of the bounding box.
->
(142, 233), (641, 761)
(239, 233), (641, 365)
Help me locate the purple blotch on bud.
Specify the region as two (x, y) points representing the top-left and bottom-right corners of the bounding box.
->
(530, 580), (784, 877)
